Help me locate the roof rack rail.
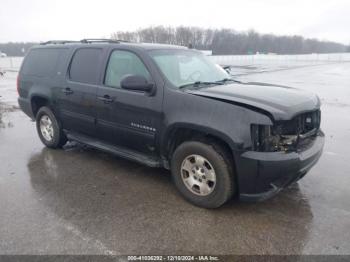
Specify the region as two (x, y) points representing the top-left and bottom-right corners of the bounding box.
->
(40, 39), (130, 45)
(40, 40), (79, 45)
(80, 38), (129, 44)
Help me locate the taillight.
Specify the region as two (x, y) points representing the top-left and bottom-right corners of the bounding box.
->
(17, 75), (20, 95)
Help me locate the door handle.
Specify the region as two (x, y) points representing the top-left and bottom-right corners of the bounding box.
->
(97, 95), (114, 104)
(62, 87), (74, 95)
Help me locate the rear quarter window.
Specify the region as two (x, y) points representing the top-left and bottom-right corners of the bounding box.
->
(21, 48), (66, 77)
(69, 48), (103, 84)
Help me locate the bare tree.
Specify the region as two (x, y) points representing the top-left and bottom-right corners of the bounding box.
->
(114, 26), (347, 55)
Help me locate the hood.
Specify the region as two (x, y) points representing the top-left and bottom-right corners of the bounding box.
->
(186, 82), (320, 120)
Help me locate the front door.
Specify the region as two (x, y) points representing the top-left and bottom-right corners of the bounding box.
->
(96, 49), (162, 155)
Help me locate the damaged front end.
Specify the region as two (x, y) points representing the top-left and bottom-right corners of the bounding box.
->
(251, 109), (321, 152)
(239, 109), (324, 201)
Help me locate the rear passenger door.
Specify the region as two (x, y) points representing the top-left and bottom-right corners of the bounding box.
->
(96, 49), (162, 155)
(58, 47), (104, 136)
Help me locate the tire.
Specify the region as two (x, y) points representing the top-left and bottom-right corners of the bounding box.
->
(36, 106), (67, 149)
(171, 141), (235, 208)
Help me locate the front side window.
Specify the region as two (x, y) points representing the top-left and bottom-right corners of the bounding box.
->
(149, 49), (229, 88)
(69, 48), (103, 84)
(105, 50), (151, 88)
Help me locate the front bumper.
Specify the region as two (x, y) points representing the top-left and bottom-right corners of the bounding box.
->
(236, 130), (325, 201)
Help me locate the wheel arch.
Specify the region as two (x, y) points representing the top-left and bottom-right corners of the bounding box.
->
(161, 123), (240, 175)
(30, 94), (51, 117)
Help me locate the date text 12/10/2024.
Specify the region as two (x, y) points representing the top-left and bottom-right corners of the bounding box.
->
(127, 255), (219, 261)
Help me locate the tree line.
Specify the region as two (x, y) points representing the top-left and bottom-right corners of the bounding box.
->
(0, 27), (349, 56)
(112, 26), (349, 55)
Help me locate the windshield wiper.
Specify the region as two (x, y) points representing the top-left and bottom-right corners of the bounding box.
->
(178, 81), (224, 90)
(215, 78), (242, 84)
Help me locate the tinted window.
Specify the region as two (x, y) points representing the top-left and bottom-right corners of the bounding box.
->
(21, 48), (66, 77)
(69, 48), (103, 84)
(105, 50), (150, 88)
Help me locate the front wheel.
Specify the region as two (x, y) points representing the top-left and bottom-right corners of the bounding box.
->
(36, 106), (67, 148)
(171, 141), (235, 208)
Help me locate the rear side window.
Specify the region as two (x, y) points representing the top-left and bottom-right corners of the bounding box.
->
(105, 50), (151, 88)
(69, 48), (103, 84)
(21, 48), (64, 77)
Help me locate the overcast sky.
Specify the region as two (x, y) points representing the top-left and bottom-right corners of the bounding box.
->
(0, 0), (349, 44)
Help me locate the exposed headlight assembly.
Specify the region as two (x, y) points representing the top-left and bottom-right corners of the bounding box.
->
(251, 110), (321, 152)
(251, 124), (298, 152)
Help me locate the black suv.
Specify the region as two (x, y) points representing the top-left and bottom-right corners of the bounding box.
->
(18, 39), (324, 208)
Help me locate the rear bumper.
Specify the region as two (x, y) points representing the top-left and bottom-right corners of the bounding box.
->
(236, 130), (325, 201)
(18, 97), (34, 119)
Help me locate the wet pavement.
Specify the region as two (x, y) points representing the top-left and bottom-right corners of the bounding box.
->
(0, 64), (350, 255)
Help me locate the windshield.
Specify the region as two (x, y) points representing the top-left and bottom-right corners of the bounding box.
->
(149, 49), (229, 89)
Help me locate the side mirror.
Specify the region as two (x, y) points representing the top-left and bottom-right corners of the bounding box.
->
(120, 75), (154, 92)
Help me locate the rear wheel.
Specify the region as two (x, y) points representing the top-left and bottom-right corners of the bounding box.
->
(171, 141), (235, 208)
(36, 106), (67, 148)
